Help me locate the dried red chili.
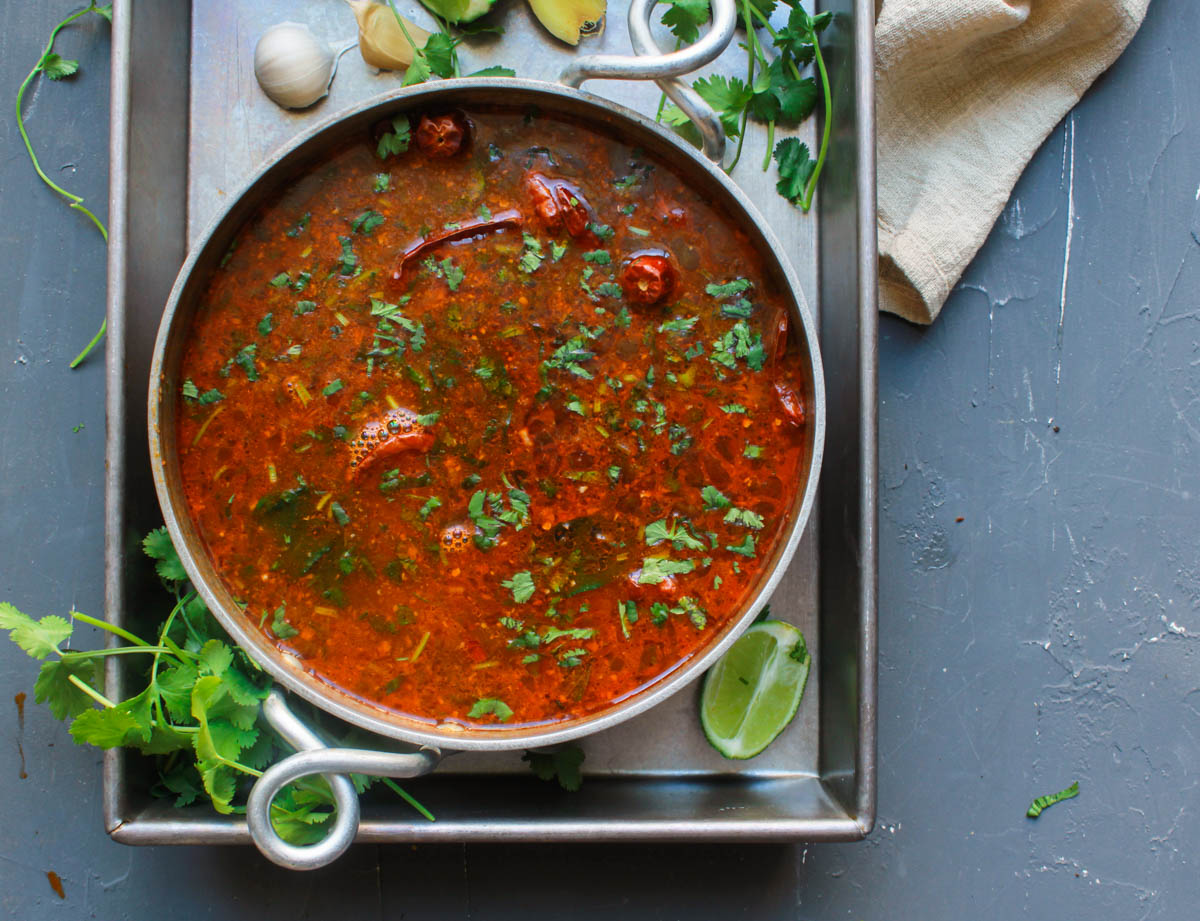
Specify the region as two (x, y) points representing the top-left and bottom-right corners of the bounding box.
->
(415, 112), (471, 158)
(621, 252), (677, 305)
(391, 208), (523, 284)
(523, 172), (596, 240)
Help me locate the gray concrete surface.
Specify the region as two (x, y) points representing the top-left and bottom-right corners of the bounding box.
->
(2, 0), (1196, 918)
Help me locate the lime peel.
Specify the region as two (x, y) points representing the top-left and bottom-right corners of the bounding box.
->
(700, 620), (811, 760)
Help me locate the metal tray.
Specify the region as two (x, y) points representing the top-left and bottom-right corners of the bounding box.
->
(103, 0), (876, 845)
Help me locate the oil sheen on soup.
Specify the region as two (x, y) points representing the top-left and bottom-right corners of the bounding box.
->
(176, 107), (811, 729)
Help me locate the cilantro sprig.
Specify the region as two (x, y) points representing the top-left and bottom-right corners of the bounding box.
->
(0, 528), (433, 838)
(17, 3), (113, 367)
(386, 0), (515, 85)
(657, 0), (833, 211)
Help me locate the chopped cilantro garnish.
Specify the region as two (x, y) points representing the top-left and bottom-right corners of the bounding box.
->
(550, 241), (567, 262)
(502, 570), (535, 604)
(636, 557), (695, 585)
(285, 212), (311, 238)
(182, 379), (224, 404)
(593, 282), (623, 298)
(268, 272), (290, 288)
(725, 534), (757, 557)
(418, 496), (442, 521)
(607, 465), (621, 484)
(659, 316), (699, 334)
(270, 604), (298, 640)
(710, 320), (765, 372)
(721, 403), (748, 414)
(330, 501), (350, 526)
(440, 257), (464, 291)
(706, 278), (752, 298)
(376, 115), (411, 159)
(294, 300), (317, 316)
(583, 250), (611, 265)
(373, 173), (389, 192)
(701, 485), (731, 510)
(322, 379), (343, 397)
(257, 313), (274, 336)
(724, 507), (765, 529)
(644, 518), (707, 552)
(544, 336), (596, 380)
(337, 236), (358, 276)
(743, 444), (763, 458)
(519, 233), (544, 273)
(468, 698), (513, 722)
(351, 210), (385, 235)
(588, 221), (615, 240)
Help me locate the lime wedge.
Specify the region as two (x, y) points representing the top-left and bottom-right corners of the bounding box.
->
(700, 620), (811, 759)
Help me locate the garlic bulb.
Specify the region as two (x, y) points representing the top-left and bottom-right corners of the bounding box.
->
(254, 22), (337, 110)
(347, 0), (431, 72)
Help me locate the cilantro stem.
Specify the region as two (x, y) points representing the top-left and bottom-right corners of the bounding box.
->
(68, 673), (116, 708)
(17, 4), (111, 367)
(386, 0), (426, 72)
(800, 26), (832, 213)
(61, 645), (180, 659)
(71, 610), (154, 648)
(69, 319), (107, 369)
(762, 119), (775, 171)
(380, 777), (436, 821)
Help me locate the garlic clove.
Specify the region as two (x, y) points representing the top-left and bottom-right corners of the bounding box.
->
(254, 22), (337, 110)
(347, 0), (431, 72)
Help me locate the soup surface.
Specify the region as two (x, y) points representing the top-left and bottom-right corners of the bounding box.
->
(175, 106), (811, 728)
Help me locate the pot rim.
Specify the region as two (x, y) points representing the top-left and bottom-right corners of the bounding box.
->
(148, 77), (826, 752)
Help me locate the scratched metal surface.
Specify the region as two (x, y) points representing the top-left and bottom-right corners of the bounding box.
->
(3, 1), (1199, 921)
(186, 0), (821, 778)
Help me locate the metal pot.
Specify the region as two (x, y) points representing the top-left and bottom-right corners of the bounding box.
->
(147, 0), (825, 869)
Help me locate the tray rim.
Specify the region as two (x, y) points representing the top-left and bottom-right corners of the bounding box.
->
(103, 0), (877, 844)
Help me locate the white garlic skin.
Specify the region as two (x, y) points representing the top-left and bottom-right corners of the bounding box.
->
(254, 22), (336, 110)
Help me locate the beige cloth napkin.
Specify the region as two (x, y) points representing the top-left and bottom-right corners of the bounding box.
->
(876, 0), (1151, 324)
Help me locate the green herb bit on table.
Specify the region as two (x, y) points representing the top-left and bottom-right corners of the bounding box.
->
(1026, 781), (1080, 818)
(0, 527), (434, 840)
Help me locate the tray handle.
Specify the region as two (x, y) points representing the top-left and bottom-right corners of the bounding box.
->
(245, 690), (440, 870)
(560, 0), (737, 163)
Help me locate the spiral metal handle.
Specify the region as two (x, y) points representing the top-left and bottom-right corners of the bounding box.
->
(245, 690), (440, 870)
(560, 0), (737, 162)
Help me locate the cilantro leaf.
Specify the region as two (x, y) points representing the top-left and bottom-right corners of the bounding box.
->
(41, 53), (79, 80)
(0, 603), (72, 658)
(701, 485), (732, 510)
(351, 210), (385, 235)
(419, 496), (442, 520)
(376, 115), (411, 158)
(502, 570), (536, 604)
(143, 527), (188, 582)
(725, 534), (757, 557)
(774, 138), (816, 205)
(68, 707), (145, 748)
(693, 75), (752, 137)
(706, 278), (752, 298)
(523, 744), (585, 791)
(468, 698), (513, 722)
(468, 65), (517, 77)
(34, 658), (96, 720)
(635, 557), (696, 585)
(661, 0), (710, 43)
(724, 507), (766, 529)
(644, 518), (707, 552)
(423, 32), (459, 79)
